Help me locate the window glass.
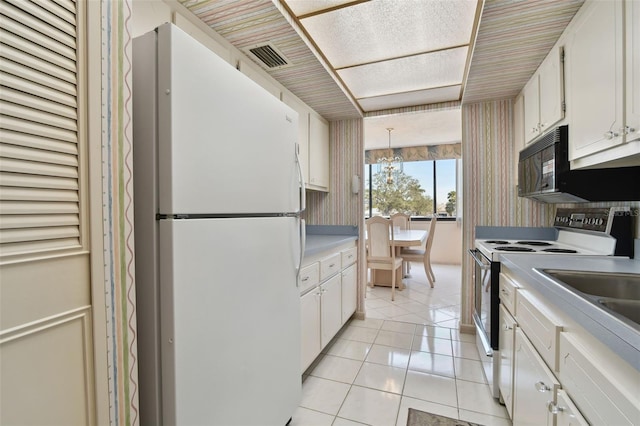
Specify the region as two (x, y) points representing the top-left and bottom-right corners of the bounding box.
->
(364, 159), (458, 219)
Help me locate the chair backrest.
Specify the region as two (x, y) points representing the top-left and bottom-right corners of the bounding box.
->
(390, 213), (411, 230)
(365, 216), (394, 259)
(425, 216), (437, 254)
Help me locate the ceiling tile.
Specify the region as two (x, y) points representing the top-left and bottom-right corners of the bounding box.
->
(298, 0), (477, 69)
(285, 0), (356, 17)
(337, 47), (468, 99)
(359, 85), (462, 112)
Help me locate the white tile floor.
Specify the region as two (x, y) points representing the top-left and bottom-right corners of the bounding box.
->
(293, 263), (511, 426)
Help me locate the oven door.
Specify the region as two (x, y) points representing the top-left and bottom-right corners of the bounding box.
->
(468, 248), (498, 354)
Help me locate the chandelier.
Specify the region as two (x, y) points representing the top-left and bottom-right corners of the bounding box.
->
(378, 128), (403, 184)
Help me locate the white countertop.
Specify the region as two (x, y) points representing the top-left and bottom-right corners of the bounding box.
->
(499, 253), (640, 371)
(305, 234), (357, 257)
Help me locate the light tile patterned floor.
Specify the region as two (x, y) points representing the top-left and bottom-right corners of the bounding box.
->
(293, 263), (511, 426)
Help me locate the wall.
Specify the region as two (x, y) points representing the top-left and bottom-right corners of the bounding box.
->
(461, 99), (554, 330)
(410, 220), (462, 265)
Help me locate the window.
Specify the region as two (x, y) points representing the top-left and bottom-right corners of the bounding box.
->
(364, 159), (458, 219)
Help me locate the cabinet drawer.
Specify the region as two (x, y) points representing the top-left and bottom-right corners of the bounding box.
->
(320, 253), (341, 280)
(499, 272), (519, 315)
(515, 289), (563, 371)
(558, 333), (640, 425)
(341, 247), (357, 267)
(299, 262), (320, 295)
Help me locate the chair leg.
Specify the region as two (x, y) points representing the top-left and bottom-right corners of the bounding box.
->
(391, 269), (396, 301)
(427, 258), (436, 283)
(424, 262), (434, 288)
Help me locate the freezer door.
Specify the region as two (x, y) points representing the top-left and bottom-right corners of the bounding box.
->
(156, 23), (301, 215)
(158, 217), (301, 425)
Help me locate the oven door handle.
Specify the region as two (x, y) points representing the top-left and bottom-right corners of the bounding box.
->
(468, 249), (491, 270)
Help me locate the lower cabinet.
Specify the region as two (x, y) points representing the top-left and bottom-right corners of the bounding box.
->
(300, 242), (358, 373)
(553, 389), (589, 426)
(341, 264), (357, 325)
(320, 275), (342, 348)
(300, 289), (321, 372)
(512, 328), (560, 426)
(498, 304), (516, 418)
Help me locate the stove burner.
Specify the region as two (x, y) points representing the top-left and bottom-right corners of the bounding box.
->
(485, 240), (509, 244)
(542, 248), (578, 254)
(495, 246), (536, 252)
(516, 241), (553, 246)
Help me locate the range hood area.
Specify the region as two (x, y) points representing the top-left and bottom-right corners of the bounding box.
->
(518, 126), (640, 203)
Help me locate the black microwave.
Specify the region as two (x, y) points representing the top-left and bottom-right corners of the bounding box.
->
(518, 125), (640, 203)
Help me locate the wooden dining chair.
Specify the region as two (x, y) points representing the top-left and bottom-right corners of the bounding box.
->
(390, 212), (411, 230)
(390, 213), (411, 274)
(400, 216), (437, 288)
(365, 216), (404, 301)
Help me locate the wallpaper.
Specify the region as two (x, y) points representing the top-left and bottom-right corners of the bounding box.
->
(365, 142), (461, 164)
(460, 99), (553, 328)
(101, 0), (139, 424)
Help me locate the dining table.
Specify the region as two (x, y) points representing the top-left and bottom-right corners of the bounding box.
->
(368, 229), (427, 290)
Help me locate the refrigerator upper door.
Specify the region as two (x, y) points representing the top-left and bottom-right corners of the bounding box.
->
(157, 23), (301, 215)
(159, 217), (301, 425)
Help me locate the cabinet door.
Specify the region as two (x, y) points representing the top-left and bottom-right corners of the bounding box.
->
(309, 113), (330, 191)
(498, 305), (517, 418)
(626, 0), (640, 141)
(553, 389), (589, 426)
(514, 94), (525, 156)
(320, 274), (342, 348)
(341, 264), (357, 325)
(300, 289), (321, 373)
(567, 0), (624, 161)
(513, 329), (559, 426)
(538, 47), (564, 132)
(523, 76), (540, 144)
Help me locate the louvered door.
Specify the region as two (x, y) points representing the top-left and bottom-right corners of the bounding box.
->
(0, 0), (96, 424)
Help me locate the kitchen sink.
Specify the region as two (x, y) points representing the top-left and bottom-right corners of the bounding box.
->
(541, 269), (640, 300)
(597, 299), (640, 325)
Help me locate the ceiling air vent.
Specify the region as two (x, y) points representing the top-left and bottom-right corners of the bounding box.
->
(244, 43), (291, 70)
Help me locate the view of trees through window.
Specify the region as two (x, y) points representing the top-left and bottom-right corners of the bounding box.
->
(364, 159), (457, 219)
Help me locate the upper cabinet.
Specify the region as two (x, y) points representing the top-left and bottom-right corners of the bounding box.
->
(523, 47), (565, 144)
(282, 94), (330, 192)
(308, 113), (330, 191)
(566, 0), (640, 168)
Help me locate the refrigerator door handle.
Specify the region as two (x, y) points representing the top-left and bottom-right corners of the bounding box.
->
(297, 219), (306, 286)
(295, 143), (306, 214)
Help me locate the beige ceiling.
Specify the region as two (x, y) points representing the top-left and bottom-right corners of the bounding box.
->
(179, 0), (584, 149)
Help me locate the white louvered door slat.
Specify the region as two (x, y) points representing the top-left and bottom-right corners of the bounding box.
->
(1, 72), (77, 107)
(0, 47), (77, 89)
(1, 0), (98, 423)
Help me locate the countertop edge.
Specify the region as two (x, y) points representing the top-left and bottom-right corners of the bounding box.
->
(304, 234), (358, 257)
(499, 254), (640, 372)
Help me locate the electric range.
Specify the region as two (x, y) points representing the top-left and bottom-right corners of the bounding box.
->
(469, 207), (634, 399)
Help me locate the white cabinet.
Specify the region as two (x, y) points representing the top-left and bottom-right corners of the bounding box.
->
(341, 264), (357, 325)
(498, 304), (517, 418)
(553, 389), (589, 426)
(300, 289), (321, 372)
(567, 0), (640, 168)
(320, 274), (342, 348)
(523, 47), (565, 144)
(281, 94), (330, 192)
(512, 328), (560, 426)
(300, 241), (357, 372)
(308, 113), (330, 191)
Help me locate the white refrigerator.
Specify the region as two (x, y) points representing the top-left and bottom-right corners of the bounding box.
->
(132, 23), (304, 426)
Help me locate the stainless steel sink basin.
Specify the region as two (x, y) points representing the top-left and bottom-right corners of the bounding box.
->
(542, 269), (640, 300)
(598, 299), (640, 325)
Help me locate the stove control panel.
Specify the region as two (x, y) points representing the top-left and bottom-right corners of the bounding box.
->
(554, 207), (631, 233)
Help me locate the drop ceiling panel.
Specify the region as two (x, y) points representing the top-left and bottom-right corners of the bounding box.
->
(359, 85), (462, 112)
(299, 0), (477, 69)
(285, 0), (356, 17)
(338, 47), (468, 99)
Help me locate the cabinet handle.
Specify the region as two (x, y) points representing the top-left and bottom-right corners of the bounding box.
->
(621, 126), (637, 135)
(603, 131), (619, 139)
(535, 381), (551, 392)
(547, 401), (564, 414)
(500, 288), (510, 296)
(502, 324), (513, 331)
(302, 276), (309, 282)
